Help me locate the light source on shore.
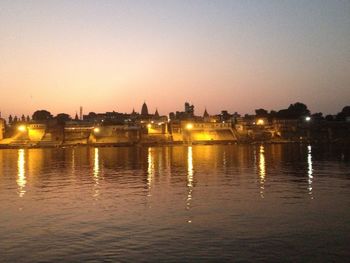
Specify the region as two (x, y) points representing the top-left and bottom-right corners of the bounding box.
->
(256, 119), (264, 125)
(147, 124), (152, 129)
(305, 116), (311, 122)
(186, 123), (193, 130)
(17, 125), (26, 132)
(93, 127), (100, 133)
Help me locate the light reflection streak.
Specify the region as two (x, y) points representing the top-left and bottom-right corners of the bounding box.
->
(147, 147), (154, 196)
(186, 146), (194, 214)
(307, 145), (313, 199)
(259, 145), (265, 198)
(93, 147), (100, 198)
(17, 149), (26, 197)
(71, 148), (75, 174)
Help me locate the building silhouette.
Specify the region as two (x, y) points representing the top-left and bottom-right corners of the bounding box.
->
(141, 102), (149, 116)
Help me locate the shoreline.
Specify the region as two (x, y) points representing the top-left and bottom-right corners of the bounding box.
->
(0, 139), (347, 149)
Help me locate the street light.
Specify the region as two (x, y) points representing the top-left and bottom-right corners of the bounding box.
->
(18, 125), (26, 132)
(186, 123), (193, 130)
(305, 116), (311, 122)
(257, 119), (265, 125)
(93, 127), (100, 133)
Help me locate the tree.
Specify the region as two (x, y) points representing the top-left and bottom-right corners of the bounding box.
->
(311, 112), (323, 120)
(255, 108), (268, 117)
(275, 102), (310, 119)
(32, 110), (53, 121)
(342, 106), (350, 115)
(287, 102), (310, 117)
(8, 115), (13, 124)
(21, 114), (26, 122)
(55, 113), (71, 123)
(26, 115), (31, 122)
(325, 115), (334, 121)
(336, 106), (350, 121)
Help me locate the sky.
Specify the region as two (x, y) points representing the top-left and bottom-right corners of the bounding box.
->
(0, 0), (349, 118)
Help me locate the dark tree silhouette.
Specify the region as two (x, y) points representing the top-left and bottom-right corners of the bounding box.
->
(275, 102), (310, 119)
(325, 115), (334, 121)
(32, 110), (53, 121)
(336, 106), (350, 121)
(55, 113), (71, 123)
(255, 108), (268, 117)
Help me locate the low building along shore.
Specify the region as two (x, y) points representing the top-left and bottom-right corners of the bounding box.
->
(1, 102), (350, 148)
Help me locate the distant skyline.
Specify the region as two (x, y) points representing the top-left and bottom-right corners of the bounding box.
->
(0, 0), (349, 118)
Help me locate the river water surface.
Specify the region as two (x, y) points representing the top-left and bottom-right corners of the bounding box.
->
(0, 144), (349, 262)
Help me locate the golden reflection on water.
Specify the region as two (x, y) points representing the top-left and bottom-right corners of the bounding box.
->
(17, 149), (26, 197)
(187, 146), (193, 187)
(186, 146), (194, 214)
(259, 145), (266, 198)
(71, 148), (75, 174)
(93, 147), (100, 198)
(147, 147), (154, 196)
(307, 145), (313, 199)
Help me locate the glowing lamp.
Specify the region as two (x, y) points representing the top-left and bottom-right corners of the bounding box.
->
(18, 125), (26, 132)
(147, 124), (152, 128)
(94, 127), (100, 133)
(305, 116), (311, 122)
(257, 119), (265, 125)
(186, 123), (193, 130)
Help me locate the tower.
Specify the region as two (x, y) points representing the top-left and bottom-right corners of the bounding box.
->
(79, 106), (83, 120)
(203, 108), (209, 118)
(154, 108), (159, 118)
(141, 102), (149, 116)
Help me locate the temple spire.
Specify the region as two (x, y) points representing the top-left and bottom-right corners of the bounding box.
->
(203, 108), (209, 118)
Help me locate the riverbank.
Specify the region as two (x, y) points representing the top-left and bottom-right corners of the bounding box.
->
(1, 138), (349, 149)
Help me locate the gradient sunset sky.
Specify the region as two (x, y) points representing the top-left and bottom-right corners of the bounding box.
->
(1, 0), (349, 118)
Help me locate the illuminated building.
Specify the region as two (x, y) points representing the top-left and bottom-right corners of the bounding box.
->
(0, 118), (5, 141)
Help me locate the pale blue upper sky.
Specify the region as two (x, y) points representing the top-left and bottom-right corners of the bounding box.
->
(0, 0), (349, 117)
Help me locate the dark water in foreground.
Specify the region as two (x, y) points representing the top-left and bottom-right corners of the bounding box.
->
(0, 144), (349, 262)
